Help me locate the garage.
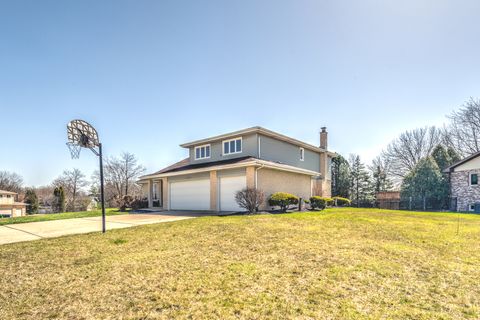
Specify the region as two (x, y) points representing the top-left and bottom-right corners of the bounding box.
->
(219, 175), (246, 212)
(169, 179), (210, 210)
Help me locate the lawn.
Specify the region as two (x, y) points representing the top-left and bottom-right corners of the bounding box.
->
(0, 208), (123, 226)
(0, 208), (479, 319)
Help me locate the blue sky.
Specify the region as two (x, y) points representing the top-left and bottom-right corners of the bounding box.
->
(1, 0), (479, 186)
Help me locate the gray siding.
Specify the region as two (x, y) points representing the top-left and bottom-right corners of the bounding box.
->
(186, 132), (321, 173)
(188, 133), (259, 164)
(258, 134), (320, 172)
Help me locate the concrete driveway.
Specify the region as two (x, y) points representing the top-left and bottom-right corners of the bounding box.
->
(0, 212), (199, 245)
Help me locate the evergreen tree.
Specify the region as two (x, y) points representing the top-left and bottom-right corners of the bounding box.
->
(432, 145), (452, 170)
(24, 188), (39, 215)
(331, 154), (350, 198)
(401, 157), (448, 210)
(447, 147), (461, 164)
(349, 155), (374, 206)
(52, 186), (66, 213)
(371, 164), (393, 193)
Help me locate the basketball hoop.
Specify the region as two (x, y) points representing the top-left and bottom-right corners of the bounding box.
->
(66, 142), (82, 159)
(66, 119), (106, 233)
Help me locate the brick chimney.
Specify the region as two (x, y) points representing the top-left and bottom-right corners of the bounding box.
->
(320, 127), (328, 150)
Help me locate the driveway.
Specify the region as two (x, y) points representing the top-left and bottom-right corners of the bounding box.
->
(0, 212), (200, 245)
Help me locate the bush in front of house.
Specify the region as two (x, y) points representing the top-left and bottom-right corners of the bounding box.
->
(235, 187), (265, 214)
(309, 196), (333, 210)
(268, 192), (299, 212)
(332, 196), (351, 207)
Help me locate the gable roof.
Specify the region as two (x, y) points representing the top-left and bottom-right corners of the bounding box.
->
(0, 190), (17, 195)
(179, 126), (331, 154)
(443, 151), (480, 173)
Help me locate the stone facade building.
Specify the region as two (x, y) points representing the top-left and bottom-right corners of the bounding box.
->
(444, 152), (480, 212)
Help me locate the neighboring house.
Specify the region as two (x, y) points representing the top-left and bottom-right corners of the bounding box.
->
(0, 190), (27, 217)
(138, 126), (335, 212)
(444, 152), (480, 212)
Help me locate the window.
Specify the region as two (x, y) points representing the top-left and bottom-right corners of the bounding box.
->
(223, 138), (242, 155)
(194, 144), (211, 160)
(300, 148), (305, 161)
(470, 204), (476, 212)
(471, 173), (478, 186)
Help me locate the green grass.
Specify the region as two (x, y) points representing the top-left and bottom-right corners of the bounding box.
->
(0, 208), (479, 319)
(0, 208), (123, 226)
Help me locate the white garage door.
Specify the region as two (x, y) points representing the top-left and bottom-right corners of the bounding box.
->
(170, 179), (210, 210)
(219, 175), (246, 212)
(0, 209), (11, 216)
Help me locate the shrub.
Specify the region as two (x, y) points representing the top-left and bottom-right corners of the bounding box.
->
(309, 196), (333, 210)
(268, 192), (299, 212)
(332, 196), (351, 207)
(235, 188), (265, 214)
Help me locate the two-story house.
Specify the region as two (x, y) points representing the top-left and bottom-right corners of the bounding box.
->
(138, 126), (335, 212)
(0, 190), (26, 217)
(444, 151), (480, 212)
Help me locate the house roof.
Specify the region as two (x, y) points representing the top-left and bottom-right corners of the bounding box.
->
(179, 126), (332, 154)
(0, 190), (17, 195)
(139, 156), (321, 180)
(443, 151), (480, 173)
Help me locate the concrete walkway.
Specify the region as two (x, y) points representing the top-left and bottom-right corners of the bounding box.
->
(0, 213), (199, 245)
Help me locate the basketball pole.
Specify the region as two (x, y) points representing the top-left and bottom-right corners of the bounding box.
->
(99, 143), (106, 233)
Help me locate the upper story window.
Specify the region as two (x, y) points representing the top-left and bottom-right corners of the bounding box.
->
(223, 138), (242, 155)
(470, 173), (478, 186)
(300, 148), (305, 161)
(194, 144), (210, 160)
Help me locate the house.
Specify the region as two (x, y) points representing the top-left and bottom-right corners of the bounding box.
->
(444, 151), (480, 212)
(138, 126), (335, 212)
(0, 190), (27, 217)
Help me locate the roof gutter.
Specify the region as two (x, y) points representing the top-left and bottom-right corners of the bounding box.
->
(138, 159), (320, 182)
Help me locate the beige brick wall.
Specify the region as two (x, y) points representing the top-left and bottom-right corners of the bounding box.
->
(210, 171), (217, 211)
(246, 166), (255, 188)
(257, 168), (312, 210)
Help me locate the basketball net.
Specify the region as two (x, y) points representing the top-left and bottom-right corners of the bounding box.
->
(66, 142), (82, 159)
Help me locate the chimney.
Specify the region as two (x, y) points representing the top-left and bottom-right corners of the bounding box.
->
(320, 127), (328, 150)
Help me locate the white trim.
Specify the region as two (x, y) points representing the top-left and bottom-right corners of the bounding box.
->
(222, 137), (242, 156)
(258, 135), (261, 158)
(300, 147), (305, 161)
(194, 144), (211, 160)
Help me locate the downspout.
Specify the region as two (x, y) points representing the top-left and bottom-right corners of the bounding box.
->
(255, 163), (265, 189)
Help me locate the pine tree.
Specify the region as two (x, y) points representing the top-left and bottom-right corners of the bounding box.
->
(372, 164), (393, 193)
(401, 157), (448, 210)
(24, 188), (39, 215)
(349, 155), (374, 206)
(53, 186), (66, 213)
(331, 155), (350, 198)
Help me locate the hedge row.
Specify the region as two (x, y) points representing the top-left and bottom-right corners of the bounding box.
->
(268, 192), (351, 212)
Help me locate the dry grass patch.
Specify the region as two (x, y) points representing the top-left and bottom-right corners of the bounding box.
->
(0, 208), (479, 319)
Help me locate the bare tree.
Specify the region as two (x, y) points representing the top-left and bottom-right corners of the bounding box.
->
(447, 98), (480, 156)
(381, 126), (443, 180)
(0, 171), (23, 194)
(235, 188), (265, 213)
(93, 152), (145, 207)
(53, 168), (88, 211)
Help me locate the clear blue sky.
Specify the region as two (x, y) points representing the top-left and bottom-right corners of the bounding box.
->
(1, 0), (479, 186)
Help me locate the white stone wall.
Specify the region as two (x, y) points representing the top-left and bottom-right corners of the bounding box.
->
(451, 169), (480, 211)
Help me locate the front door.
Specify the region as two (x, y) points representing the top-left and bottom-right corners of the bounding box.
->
(152, 182), (162, 207)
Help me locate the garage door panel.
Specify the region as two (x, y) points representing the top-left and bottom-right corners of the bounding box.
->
(219, 175), (246, 212)
(170, 179), (210, 210)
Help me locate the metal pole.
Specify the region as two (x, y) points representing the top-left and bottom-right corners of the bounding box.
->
(99, 143), (106, 233)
